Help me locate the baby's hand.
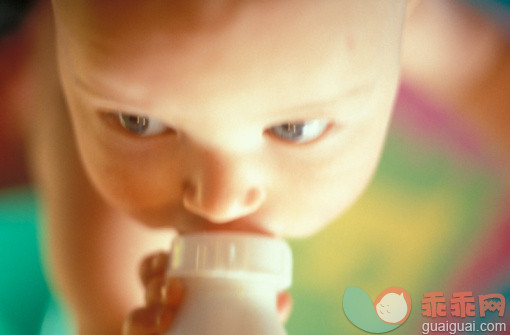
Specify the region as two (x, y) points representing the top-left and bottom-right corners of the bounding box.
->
(123, 252), (183, 335)
(123, 251), (293, 334)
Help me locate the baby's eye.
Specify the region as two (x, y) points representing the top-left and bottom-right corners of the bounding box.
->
(118, 112), (169, 136)
(267, 120), (330, 144)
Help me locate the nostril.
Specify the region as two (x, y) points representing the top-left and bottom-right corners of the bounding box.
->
(183, 182), (198, 207)
(244, 188), (265, 207)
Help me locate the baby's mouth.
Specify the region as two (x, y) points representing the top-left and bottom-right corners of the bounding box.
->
(175, 217), (274, 237)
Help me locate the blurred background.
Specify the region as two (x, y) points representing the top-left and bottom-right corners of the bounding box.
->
(0, 0), (509, 334)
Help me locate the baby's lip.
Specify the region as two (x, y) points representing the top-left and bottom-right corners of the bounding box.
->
(176, 217), (274, 237)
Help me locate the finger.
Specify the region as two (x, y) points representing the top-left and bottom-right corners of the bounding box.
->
(277, 291), (293, 324)
(146, 277), (184, 307)
(161, 278), (185, 306)
(145, 277), (165, 306)
(123, 305), (175, 335)
(139, 251), (168, 288)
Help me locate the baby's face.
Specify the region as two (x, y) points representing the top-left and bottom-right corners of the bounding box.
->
(53, 0), (408, 237)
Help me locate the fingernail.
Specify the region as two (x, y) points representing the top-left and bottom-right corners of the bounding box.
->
(162, 277), (184, 306)
(146, 277), (165, 305)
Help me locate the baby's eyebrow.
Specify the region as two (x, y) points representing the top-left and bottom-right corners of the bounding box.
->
(300, 84), (373, 108)
(71, 72), (148, 110)
(267, 83), (375, 119)
(70, 67), (374, 121)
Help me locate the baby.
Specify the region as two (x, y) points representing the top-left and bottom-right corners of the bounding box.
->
(24, 0), (415, 333)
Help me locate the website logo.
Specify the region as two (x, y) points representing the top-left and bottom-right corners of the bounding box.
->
(343, 286), (412, 333)
(420, 291), (506, 334)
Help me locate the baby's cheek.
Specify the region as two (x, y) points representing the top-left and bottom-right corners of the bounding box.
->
(282, 130), (386, 236)
(82, 146), (181, 213)
(267, 171), (358, 238)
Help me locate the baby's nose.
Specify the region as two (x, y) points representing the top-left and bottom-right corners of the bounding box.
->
(182, 153), (266, 223)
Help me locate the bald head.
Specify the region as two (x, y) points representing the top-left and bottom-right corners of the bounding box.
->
(52, 0), (252, 40)
(51, 0), (410, 238)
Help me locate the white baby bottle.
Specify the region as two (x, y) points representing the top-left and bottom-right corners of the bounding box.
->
(165, 232), (293, 335)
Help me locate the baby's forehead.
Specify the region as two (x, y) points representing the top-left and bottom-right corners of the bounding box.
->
(53, 0), (393, 62)
(53, 0), (392, 38)
(54, 0), (405, 110)
(53, 0), (261, 37)
(54, 1), (341, 63)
